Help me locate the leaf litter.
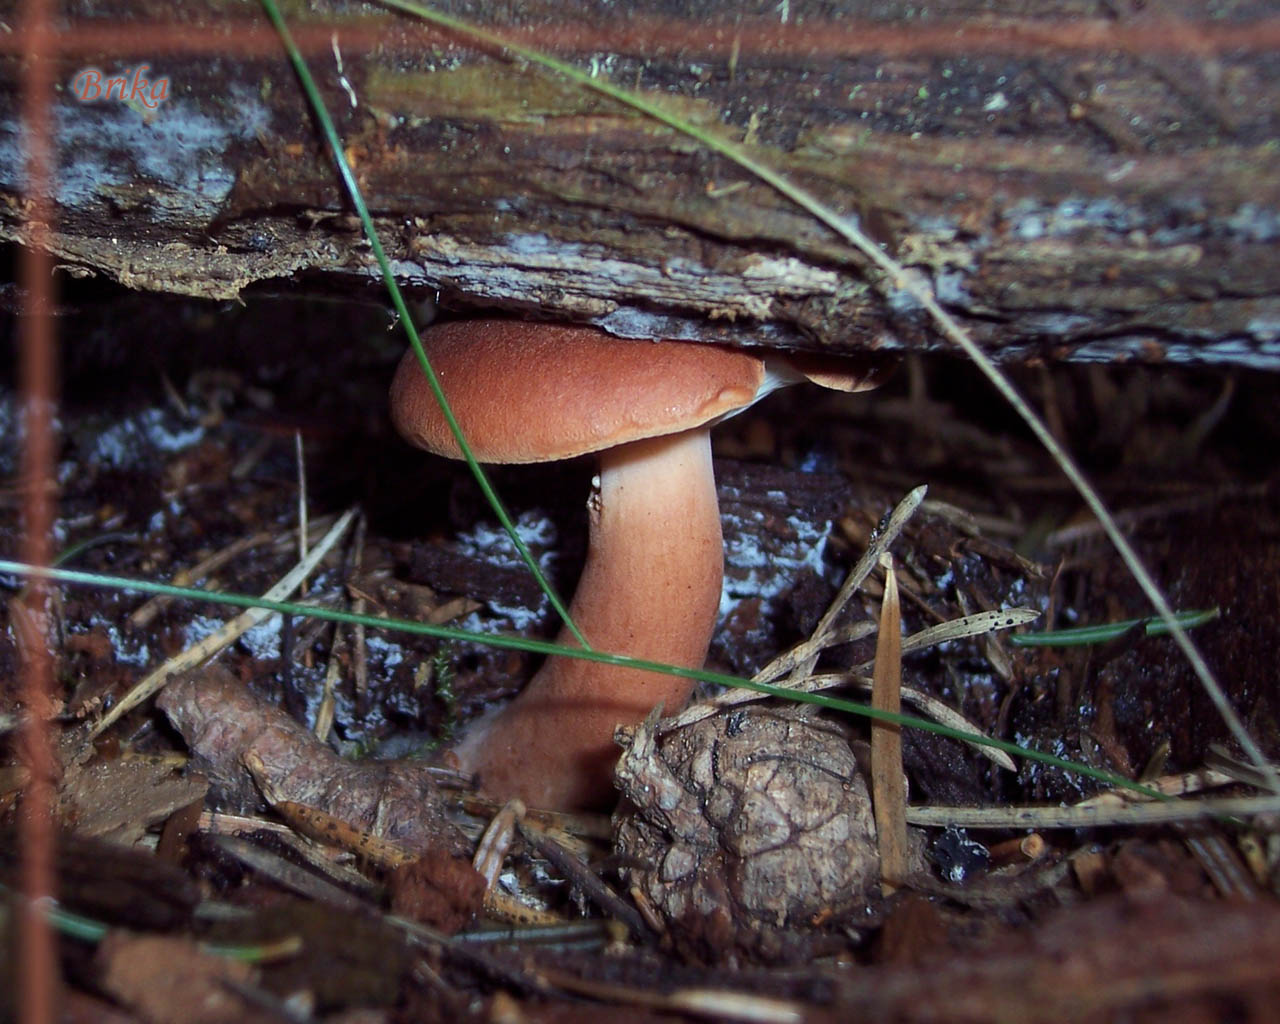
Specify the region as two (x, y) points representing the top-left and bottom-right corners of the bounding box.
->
(1, 292), (1279, 1019)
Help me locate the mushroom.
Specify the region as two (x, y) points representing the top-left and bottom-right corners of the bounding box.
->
(391, 319), (882, 810)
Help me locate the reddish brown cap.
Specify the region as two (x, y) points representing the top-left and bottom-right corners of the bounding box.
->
(769, 349), (895, 393)
(390, 320), (767, 464)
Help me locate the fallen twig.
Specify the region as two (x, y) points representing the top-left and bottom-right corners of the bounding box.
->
(907, 794), (1280, 829)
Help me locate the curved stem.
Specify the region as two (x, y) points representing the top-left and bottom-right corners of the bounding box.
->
(454, 429), (723, 809)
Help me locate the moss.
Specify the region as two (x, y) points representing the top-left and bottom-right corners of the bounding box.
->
(366, 63), (613, 123)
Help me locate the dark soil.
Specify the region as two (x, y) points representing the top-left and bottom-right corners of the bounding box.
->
(2, 266), (1279, 1022)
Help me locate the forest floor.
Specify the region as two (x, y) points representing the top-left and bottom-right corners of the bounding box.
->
(2, 276), (1279, 1022)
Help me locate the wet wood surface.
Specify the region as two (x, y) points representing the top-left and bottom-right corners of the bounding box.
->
(1, 1), (1278, 365)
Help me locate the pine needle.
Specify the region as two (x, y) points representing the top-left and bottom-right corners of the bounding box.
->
(871, 553), (909, 893)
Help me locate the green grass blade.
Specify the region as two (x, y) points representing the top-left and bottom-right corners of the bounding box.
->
(0, 557), (1163, 800)
(1011, 608), (1220, 648)
(251, 1), (1268, 797)
(257, 0), (587, 650)
(369, 0), (1274, 793)
(0, 884), (300, 960)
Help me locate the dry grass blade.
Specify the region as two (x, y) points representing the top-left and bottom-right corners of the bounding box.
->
(741, 624), (877, 693)
(1206, 744), (1280, 791)
(198, 807), (387, 894)
(295, 429), (309, 595)
(665, 602), (1029, 771)
(314, 631), (341, 742)
(127, 512), (338, 629)
(665, 990), (806, 1024)
(88, 507), (357, 739)
(665, 670), (1016, 771)
(777, 484), (926, 685)
(317, 512), (368, 739)
(899, 608), (1041, 654)
(843, 675), (1016, 772)
(906, 793), (1280, 829)
(473, 799), (524, 890)
(210, 833), (368, 913)
(660, 639), (874, 733)
(739, 609), (1039, 703)
(1076, 767), (1237, 807)
(1182, 832), (1263, 901)
(660, 485), (929, 735)
(871, 553), (908, 893)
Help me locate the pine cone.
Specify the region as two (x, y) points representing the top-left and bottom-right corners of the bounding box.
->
(614, 706), (878, 962)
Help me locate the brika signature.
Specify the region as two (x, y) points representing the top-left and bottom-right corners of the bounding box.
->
(70, 65), (170, 111)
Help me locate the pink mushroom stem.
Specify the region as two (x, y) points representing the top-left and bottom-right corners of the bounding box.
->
(390, 319), (887, 810)
(453, 427), (723, 810)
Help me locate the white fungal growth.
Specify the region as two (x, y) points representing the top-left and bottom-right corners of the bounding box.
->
(89, 408), (205, 469)
(453, 510), (559, 630)
(717, 507), (832, 621)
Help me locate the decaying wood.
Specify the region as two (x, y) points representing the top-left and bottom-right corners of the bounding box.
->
(828, 894), (1280, 1023)
(1, 1), (1277, 366)
(156, 665), (470, 858)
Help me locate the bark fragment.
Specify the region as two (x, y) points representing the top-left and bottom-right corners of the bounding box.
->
(1, 2), (1276, 365)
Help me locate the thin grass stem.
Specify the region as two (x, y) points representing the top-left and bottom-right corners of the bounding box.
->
(258, 0), (587, 650)
(1011, 608), (1220, 648)
(368, 0), (1274, 794)
(0, 557), (1167, 800)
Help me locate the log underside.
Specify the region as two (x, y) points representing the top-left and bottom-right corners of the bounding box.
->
(1, 0), (1278, 367)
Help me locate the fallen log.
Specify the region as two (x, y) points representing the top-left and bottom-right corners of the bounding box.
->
(1, 0), (1277, 366)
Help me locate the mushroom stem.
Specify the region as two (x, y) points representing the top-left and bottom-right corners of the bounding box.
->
(453, 427), (723, 810)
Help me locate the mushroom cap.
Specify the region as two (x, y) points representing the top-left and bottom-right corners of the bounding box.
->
(390, 320), (767, 464)
(777, 349), (896, 394)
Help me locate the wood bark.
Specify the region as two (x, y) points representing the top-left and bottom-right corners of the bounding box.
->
(1, 1), (1278, 366)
